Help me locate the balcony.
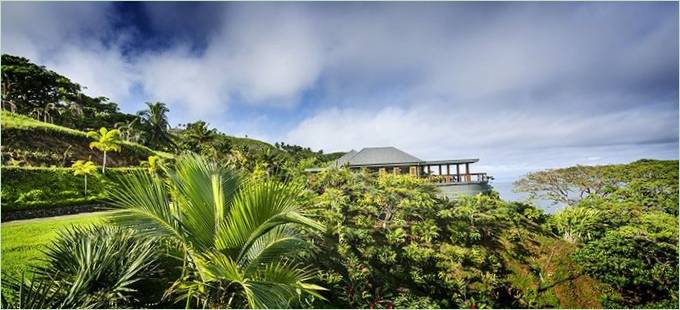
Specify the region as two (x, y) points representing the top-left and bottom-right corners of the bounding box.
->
(424, 172), (491, 184)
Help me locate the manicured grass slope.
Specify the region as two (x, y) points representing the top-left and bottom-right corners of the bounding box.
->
(1, 211), (116, 280)
(1, 111), (171, 167)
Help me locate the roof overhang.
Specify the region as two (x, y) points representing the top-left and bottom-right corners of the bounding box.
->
(421, 159), (479, 165)
(348, 161), (424, 168)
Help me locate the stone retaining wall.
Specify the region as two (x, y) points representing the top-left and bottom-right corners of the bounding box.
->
(1, 204), (113, 222)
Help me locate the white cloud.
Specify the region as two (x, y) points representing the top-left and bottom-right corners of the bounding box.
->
(47, 44), (137, 104)
(286, 99), (678, 179)
(1, 2), (677, 179)
(136, 5), (325, 118)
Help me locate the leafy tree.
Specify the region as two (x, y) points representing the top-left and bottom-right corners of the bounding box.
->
(71, 160), (97, 195)
(303, 169), (559, 308)
(109, 154), (326, 308)
(573, 212), (678, 307)
(521, 160), (679, 308)
(1, 54), (139, 131)
(1, 54), (81, 116)
(86, 127), (122, 174)
(136, 102), (176, 151)
(515, 160), (678, 212)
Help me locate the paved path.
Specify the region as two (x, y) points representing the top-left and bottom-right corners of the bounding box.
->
(2, 210), (121, 225)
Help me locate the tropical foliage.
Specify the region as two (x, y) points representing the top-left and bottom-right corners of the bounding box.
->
(2, 53), (677, 309)
(299, 169), (603, 308)
(108, 154), (326, 308)
(1, 111), (165, 168)
(1, 54), (137, 130)
(1, 166), (143, 210)
(2, 226), (161, 309)
(133, 102), (177, 151)
(516, 159), (679, 308)
(87, 127), (123, 174)
(71, 160), (97, 195)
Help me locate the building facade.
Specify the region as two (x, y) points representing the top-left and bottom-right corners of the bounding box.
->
(308, 147), (493, 197)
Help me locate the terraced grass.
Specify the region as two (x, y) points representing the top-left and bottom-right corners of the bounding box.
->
(1, 211), (117, 280)
(1, 111), (173, 166)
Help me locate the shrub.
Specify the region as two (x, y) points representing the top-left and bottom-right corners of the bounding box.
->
(304, 169), (560, 308)
(572, 212), (679, 307)
(1, 225), (162, 308)
(1, 166), (144, 210)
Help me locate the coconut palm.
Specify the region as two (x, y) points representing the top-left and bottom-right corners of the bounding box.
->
(179, 120), (217, 153)
(87, 127), (122, 174)
(71, 160), (97, 195)
(136, 102), (176, 150)
(109, 154), (326, 308)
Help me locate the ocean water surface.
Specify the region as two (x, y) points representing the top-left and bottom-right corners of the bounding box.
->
(490, 180), (564, 214)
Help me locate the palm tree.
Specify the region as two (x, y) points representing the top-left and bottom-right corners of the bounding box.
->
(71, 160), (97, 195)
(137, 102), (176, 150)
(86, 127), (122, 174)
(2, 226), (160, 309)
(109, 154), (326, 308)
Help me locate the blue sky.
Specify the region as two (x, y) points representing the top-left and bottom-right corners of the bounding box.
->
(2, 1), (678, 181)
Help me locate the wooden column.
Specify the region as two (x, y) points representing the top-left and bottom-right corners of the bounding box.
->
(465, 163), (470, 182)
(456, 164), (460, 180)
(446, 164), (450, 176)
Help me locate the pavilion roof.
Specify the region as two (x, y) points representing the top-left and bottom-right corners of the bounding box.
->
(333, 147), (423, 167)
(422, 159), (479, 165)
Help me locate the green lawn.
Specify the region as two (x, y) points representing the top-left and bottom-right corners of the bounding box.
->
(1, 211), (117, 280)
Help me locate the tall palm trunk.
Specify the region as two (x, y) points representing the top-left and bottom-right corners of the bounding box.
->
(102, 151), (107, 174)
(84, 175), (88, 195)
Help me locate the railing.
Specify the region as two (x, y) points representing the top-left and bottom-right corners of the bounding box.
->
(424, 173), (490, 184)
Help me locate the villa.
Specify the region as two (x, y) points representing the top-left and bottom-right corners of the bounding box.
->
(307, 146), (493, 197)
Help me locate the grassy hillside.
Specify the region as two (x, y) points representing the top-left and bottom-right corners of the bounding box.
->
(1, 111), (171, 167)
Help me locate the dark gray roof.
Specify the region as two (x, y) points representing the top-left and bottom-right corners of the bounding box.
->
(339, 147), (423, 167)
(334, 149), (358, 167)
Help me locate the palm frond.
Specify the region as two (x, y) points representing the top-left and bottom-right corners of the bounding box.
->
(1, 272), (61, 309)
(108, 170), (183, 241)
(216, 181), (323, 255)
(14, 226), (162, 308)
(239, 225), (306, 271)
(104, 154), (325, 308)
(164, 154), (241, 250)
(243, 262), (326, 308)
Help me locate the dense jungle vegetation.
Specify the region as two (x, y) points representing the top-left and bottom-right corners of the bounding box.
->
(1, 54), (678, 309)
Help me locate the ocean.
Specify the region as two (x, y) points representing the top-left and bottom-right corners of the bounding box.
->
(489, 180), (564, 214)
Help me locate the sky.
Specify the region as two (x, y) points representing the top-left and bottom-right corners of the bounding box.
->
(2, 1), (678, 181)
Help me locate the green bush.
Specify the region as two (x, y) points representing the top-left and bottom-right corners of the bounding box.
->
(301, 169), (574, 308)
(1, 166), (144, 210)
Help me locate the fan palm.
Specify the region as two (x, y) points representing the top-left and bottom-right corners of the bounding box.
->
(71, 160), (97, 195)
(2, 226), (159, 309)
(86, 127), (122, 174)
(109, 154), (326, 308)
